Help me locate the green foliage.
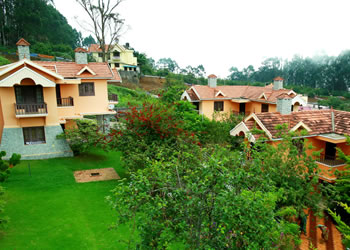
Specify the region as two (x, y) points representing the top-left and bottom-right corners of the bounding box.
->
(0, 56), (10, 66)
(109, 145), (304, 249)
(0, 0), (81, 48)
(328, 203), (350, 247)
(0, 151), (21, 182)
(160, 74), (188, 103)
(58, 119), (102, 155)
(107, 85), (154, 107)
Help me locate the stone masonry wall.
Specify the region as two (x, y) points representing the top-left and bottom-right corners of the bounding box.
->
(0, 125), (73, 160)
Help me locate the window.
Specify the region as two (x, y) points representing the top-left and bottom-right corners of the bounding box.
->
(113, 51), (120, 57)
(98, 53), (103, 57)
(23, 127), (45, 144)
(261, 104), (269, 112)
(292, 138), (304, 156)
(214, 101), (224, 111)
(116, 63), (120, 68)
(79, 82), (95, 96)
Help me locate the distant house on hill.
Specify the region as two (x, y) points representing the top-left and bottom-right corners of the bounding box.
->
(181, 75), (307, 119)
(230, 102), (350, 182)
(0, 38), (120, 159)
(88, 43), (138, 72)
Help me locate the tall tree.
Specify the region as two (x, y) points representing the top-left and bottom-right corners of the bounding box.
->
(76, 0), (126, 62)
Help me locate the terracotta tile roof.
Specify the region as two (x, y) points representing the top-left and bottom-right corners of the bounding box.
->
(246, 110), (350, 138)
(186, 89), (199, 101)
(33, 61), (113, 79)
(208, 74), (217, 78)
(74, 47), (88, 53)
(273, 76), (284, 81)
(16, 38), (30, 46)
(277, 93), (292, 99)
(108, 68), (122, 82)
(88, 44), (124, 53)
(190, 84), (293, 103)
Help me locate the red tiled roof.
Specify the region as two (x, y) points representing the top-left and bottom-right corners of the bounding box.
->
(16, 38), (30, 46)
(274, 76), (284, 81)
(246, 110), (350, 138)
(277, 93), (292, 99)
(74, 47), (88, 53)
(189, 84), (293, 103)
(208, 74), (217, 78)
(88, 44), (114, 53)
(186, 89), (199, 101)
(108, 68), (122, 82)
(33, 61), (113, 79)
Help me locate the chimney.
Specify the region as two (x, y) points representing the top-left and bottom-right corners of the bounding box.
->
(208, 74), (217, 88)
(74, 47), (88, 64)
(16, 38), (31, 60)
(277, 93), (292, 115)
(273, 76), (284, 90)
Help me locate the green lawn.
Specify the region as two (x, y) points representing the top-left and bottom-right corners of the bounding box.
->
(0, 150), (135, 250)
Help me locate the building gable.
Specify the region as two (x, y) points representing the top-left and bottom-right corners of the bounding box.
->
(0, 66), (56, 87)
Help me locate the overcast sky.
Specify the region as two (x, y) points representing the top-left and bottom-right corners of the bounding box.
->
(55, 0), (350, 78)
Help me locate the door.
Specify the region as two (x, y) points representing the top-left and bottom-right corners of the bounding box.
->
(325, 142), (336, 160)
(239, 103), (246, 114)
(15, 86), (44, 112)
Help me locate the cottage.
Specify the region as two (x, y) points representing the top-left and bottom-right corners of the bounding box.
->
(181, 75), (307, 119)
(230, 95), (350, 182)
(0, 39), (120, 159)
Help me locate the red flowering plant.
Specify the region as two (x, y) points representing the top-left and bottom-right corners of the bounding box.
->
(105, 102), (200, 172)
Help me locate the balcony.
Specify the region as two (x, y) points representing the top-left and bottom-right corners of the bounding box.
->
(315, 155), (346, 167)
(57, 97), (74, 107)
(15, 103), (48, 117)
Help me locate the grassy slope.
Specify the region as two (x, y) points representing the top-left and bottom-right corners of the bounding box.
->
(0, 150), (135, 250)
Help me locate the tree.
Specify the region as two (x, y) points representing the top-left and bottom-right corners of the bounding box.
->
(156, 58), (179, 73)
(109, 145), (301, 249)
(76, 0), (126, 62)
(0, 56), (10, 66)
(82, 35), (96, 48)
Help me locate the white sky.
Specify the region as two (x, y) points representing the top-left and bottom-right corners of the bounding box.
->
(55, 0), (350, 78)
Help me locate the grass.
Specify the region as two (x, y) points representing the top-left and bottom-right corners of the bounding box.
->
(0, 149), (136, 250)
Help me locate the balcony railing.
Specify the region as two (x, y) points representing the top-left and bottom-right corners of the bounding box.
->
(108, 94), (118, 102)
(315, 155), (346, 167)
(15, 103), (48, 116)
(57, 97), (74, 107)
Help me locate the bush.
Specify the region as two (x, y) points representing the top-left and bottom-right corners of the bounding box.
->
(58, 119), (102, 155)
(0, 56), (10, 66)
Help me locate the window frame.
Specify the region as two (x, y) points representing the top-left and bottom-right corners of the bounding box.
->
(23, 126), (46, 145)
(214, 101), (224, 112)
(261, 103), (269, 113)
(292, 138), (304, 156)
(79, 82), (95, 96)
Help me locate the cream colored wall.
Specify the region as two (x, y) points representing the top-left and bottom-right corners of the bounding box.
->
(200, 100), (237, 119)
(0, 85), (59, 128)
(120, 50), (137, 66)
(59, 79), (109, 116)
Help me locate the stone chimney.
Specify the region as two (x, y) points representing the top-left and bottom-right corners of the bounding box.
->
(277, 93), (292, 115)
(75, 47), (88, 64)
(208, 74), (217, 88)
(16, 38), (31, 60)
(273, 76), (284, 90)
